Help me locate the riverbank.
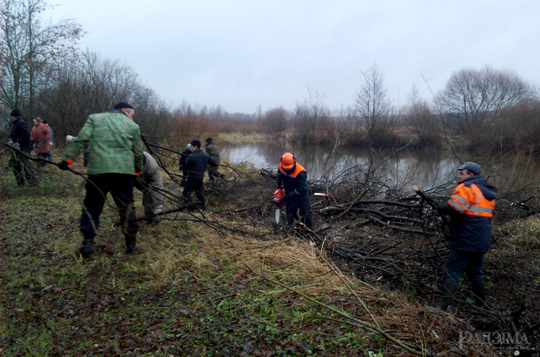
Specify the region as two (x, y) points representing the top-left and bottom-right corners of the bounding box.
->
(0, 159), (503, 356)
(1, 150), (538, 355)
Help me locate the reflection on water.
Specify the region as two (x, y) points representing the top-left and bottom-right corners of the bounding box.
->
(221, 143), (462, 189)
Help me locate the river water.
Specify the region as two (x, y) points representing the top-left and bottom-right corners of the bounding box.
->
(221, 143), (463, 189)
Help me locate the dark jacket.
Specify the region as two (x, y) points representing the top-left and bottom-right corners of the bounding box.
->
(277, 163), (310, 205)
(437, 175), (498, 253)
(9, 118), (32, 152)
(185, 149), (218, 180)
(179, 148), (192, 170)
(205, 140), (220, 164)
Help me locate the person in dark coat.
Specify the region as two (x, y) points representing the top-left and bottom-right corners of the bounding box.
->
(183, 139), (218, 210)
(7, 109), (37, 186)
(179, 143), (192, 187)
(435, 162), (498, 311)
(276, 152), (312, 229)
(205, 137), (224, 182)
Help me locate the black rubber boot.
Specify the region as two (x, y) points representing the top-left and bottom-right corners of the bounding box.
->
(78, 233), (95, 258)
(437, 280), (458, 311)
(124, 234), (138, 254)
(470, 280), (486, 307)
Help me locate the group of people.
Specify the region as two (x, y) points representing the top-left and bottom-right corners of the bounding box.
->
(31, 117), (53, 164)
(7, 105), (499, 313)
(7, 110), (54, 186)
(178, 137), (225, 210)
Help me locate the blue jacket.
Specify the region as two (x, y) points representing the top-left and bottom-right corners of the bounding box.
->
(9, 118), (32, 152)
(437, 175), (498, 253)
(185, 149), (218, 180)
(277, 163), (310, 205)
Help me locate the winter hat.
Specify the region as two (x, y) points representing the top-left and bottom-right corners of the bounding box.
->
(113, 102), (134, 109)
(206, 137), (213, 143)
(190, 139), (201, 148)
(10, 109), (22, 117)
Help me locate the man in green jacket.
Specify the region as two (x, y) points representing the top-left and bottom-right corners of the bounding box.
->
(205, 137), (224, 182)
(59, 102), (144, 257)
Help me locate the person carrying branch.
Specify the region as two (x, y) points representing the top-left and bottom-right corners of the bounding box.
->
(179, 143), (192, 187)
(435, 162), (498, 311)
(276, 152), (312, 229)
(135, 151), (164, 225)
(183, 139), (218, 211)
(59, 102), (144, 257)
(7, 109), (37, 186)
(205, 137), (224, 182)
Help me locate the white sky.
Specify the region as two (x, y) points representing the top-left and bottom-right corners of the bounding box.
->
(47, 0), (540, 114)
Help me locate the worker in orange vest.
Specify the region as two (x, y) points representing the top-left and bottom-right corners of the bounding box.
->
(435, 162), (498, 311)
(276, 152), (312, 229)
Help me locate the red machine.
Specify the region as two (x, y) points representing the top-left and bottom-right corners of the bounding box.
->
(273, 188), (286, 223)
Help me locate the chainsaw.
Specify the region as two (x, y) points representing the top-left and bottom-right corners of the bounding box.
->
(273, 188), (286, 223)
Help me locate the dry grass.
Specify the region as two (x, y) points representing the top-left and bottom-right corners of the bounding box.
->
(123, 213), (494, 355)
(218, 132), (269, 143)
(0, 157), (503, 356)
(496, 215), (540, 252)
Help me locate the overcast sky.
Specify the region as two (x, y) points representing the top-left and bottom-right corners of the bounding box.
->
(47, 0), (540, 114)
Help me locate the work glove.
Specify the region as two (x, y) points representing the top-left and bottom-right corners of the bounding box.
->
(7, 139), (14, 145)
(280, 194), (289, 203)
(58, 159), (72, 170)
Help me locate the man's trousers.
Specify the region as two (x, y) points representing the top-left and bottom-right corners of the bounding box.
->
(80, 174), (139, 237)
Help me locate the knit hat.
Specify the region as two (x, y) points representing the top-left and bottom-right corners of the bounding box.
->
(10, 109), (22, 117)
(190, 139), (201, 148)
(113, 102), (134, 109)
(206, 137), (213, 143)
(457, 162), (481, 175)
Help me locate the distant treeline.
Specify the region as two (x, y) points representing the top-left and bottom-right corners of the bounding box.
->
(1, 1), (539, 154)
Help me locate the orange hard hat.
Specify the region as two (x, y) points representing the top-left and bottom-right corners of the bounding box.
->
(281, 152), (295, 169)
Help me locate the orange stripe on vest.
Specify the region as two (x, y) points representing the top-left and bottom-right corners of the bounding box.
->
(447, 183), (495, 218)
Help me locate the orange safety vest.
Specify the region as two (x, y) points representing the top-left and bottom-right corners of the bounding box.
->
(278, 163), (306, 177)
(447, 183), (495, 217)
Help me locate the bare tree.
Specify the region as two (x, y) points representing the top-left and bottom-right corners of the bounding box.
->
(402, 86), (441, 148)
(0, 0), (83, 115)
(355, 64), (395, 147)
(36, 50), (168, 141)
(435, 66), (536, 136)
(293, 88), (331, 144)
(494, 98), (540, 153)
(261, 106), (289, 134)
